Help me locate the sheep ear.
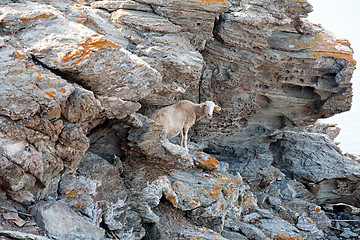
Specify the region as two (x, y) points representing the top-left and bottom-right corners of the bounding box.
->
(200, 104), (205, 108)
(215, 106), (221, 112)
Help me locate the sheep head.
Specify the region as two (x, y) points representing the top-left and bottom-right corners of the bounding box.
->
(200, 101), (221, 119)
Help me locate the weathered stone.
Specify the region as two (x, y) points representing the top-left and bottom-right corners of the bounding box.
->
(266, 178), (314, 202)
(56, 123), (89, 172)
(49, 4), (130, 48)
(0, 0), (358, 239)
(1, 2), (162, 102)
(170, 170), (243, 232)
(91, 0), (153, 12)
(108, 7), (204, 104)
(97, 96), (141, 120)
(304, 121), (341, 141)
(191, 0), (355, 167)
(271, 131), (360, 206)
(0, 38), (74, 121)
(339, 228), (358, 238)
(154, 201), (229, 240)
(230, 221), (268, 240)
(258, 218), (302, 239)
(7, 190), (36, 206)
(179, 227), (228, 240)
(62, 84), (102, 123)
(243, 212), (261, 223)
(296, 216), (323, 238)
(31, 201), (105, 240)
(221, 230), (249, 240)
(112, 9), (182, 33)
(0, 132), (63, 190)
(123, 31), (204, 104)
(59, 152), (128, 232)
(0, 230), (50, 240)
(134, 0), (230, 13)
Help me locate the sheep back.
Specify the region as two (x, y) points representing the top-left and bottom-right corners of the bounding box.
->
(152, 100), (197, 138)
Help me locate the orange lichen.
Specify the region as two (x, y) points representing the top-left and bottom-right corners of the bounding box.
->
(240, 193), (257, 208)
(205, 184), (222, 199)
(15, 51), (26, 59)
(219, 172), (242, 183)
(59, 88), (66, 94)
(182, 196), (200, 206)
(164, 189), (178, 207)
(33, 69), (42, 80)
(293, 32), (356, 66)
(75, 12), (88, 24)
(21, 12), (54, 23)
(314, 205), (321, 213)
(212, 232), (221, 236)
(274, 234), (303, 240)
(159, 176), (179, 207)
(197, 0), (227, 6)
(65, 189), (79, 201)
(193, 152), (220, 170)
(45, 91), (56, 98)
(76, 0), (87, 6)
(61, 35), (118, 66)
(219, 203), (225, 211)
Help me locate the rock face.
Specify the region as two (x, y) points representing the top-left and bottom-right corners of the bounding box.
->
(31, 201), (105, 240)
(0, 0), (358, 239)
(271, 131), (360, 207)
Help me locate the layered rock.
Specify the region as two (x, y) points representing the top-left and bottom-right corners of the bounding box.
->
(271, 131), (360, 207)
(0, 0), (358, 239)
(196, 0), (355, 144)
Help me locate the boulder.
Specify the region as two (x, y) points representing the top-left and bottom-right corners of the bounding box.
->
(271, 131), (360, 206)
(31, 201), (105, 240)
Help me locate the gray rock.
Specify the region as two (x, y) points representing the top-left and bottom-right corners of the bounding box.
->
(235, 222), (268, 240)
(1, 2), (162, 102)
(339, 228), (358, 238)
(179, 227), (228, 240)
(91, 0), (153, 12)
(0, 0), (358, 239)
(221, 230), (248, 240)
(31, 201), (105, 240)
(0, 230), (50, 240)
(243, 212), (261, 222)
(111, 9), (182, 33)
(272, 131), (360, 206)
(62, 84), (102, 123)
(59, 152), (129, 232)
(0, 39), (74, 121)
(296, 216), (323, 235)
(258, 218), (301, 239)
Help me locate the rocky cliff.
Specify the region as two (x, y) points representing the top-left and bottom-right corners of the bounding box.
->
(0, 0), (359, 239)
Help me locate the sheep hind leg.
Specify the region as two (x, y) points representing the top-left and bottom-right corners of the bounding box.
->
(180, 129), (184, 148)
(183, 127), (189, 151)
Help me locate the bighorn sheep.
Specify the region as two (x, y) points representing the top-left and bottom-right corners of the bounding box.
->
(151, 100), (221, 150)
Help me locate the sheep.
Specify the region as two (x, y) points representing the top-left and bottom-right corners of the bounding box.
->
(151, 100), (221, 150)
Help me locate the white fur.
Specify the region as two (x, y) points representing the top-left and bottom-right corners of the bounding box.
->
(151, 100), (221, 150)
